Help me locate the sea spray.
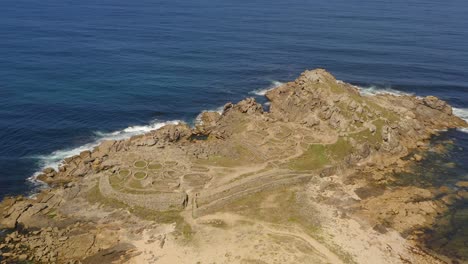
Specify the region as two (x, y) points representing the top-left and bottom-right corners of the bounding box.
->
(250, 80), (284, 96)
(453, 108), (468, 133)
(355, 84), (413, 96)
(356, 83), (468, 132)
(194, 106), (224, 126)
(28, 120), (181, 185)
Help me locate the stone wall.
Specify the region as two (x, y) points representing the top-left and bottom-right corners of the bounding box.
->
(99, 174), (188, 211)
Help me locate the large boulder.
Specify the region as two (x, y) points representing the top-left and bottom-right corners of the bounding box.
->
(195, 111), (221, 134)
(423, 96), (452, 115)
(154, 123), (192, 142)
(232, 98), (263, 114)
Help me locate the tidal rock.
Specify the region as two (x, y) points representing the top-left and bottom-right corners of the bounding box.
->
(79, 151), (91, 160)
(455, 181), (468, 189)
(43, 168), (55, 174)
(92, 140), (116, 158)
(196, 111), (221, 133)
(423, 96), (452, 115)
(413, 154), (423, 162)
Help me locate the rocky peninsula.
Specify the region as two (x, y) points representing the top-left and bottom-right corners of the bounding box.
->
(1, 69), (467, 264)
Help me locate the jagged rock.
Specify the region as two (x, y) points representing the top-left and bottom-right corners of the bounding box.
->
(233, 98), (263, 114)
(441, 194), (458, 205)
(196, 111), (221, 134)
(423, 96), (452, 115)
(455, 181), (468, 188)
(79, 151), (91, 160)
(144, 138), (157, 146)
(1, 201), (33, 229)
(73, 165), (89, 177)
(1, 69), (467, 263)
(435, 186), (452, 196)
(154, 124), (191, 142)
(301, 115), (320, 127)
(457, 190), (468, 199)
(349, 101), (358, 110)
(199, 111), (221, 126)
(92, 140), (115, 159)
(223, 102), (234, 113)
(16, 203), (49, 228)
(43, 168), (55, 174)
(368, 124), (376, 133)
(413, 154), (423, 162)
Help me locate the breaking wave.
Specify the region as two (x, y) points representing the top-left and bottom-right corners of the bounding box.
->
(357, 84), (468, 133)
(453, 107), (468, 133)
(195, 106), (224, 125)
(250, 80), (284, 96)
(28, 120), (181, 183)
(356, 84), (413, 96)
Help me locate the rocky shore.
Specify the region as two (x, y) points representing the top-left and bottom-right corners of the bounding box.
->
(1, 69), (467, 264)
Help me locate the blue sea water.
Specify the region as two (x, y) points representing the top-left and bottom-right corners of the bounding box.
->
(0, 0), (467, 198)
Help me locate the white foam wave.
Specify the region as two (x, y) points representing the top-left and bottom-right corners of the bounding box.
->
(453, 107), (468, 122)
(28, 120), (180, 182)
(195, 106), (224, 126)
(356, 85), (413, 97)
(94, 120), (181, 141)
(250, 80), (284, 96)
(453, 107), (468, 133)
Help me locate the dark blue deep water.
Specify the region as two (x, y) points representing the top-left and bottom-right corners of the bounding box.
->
(1, 0), (468, 198)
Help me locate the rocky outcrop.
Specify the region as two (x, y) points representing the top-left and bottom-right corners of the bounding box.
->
(195, 111), (221, 134)
(225, 97), (264, 115)
(423, 96), (453, 115)
(1, 69), (466, 263)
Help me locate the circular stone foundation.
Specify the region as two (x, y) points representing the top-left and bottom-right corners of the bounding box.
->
(148, 163), (162, 170)
(134, 171), (148, 179)
(134, 160), (147, 168)
(119, 169), (131, 178)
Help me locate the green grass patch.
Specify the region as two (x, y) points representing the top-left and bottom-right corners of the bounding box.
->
(288, 144), (329, 171)
(288, 137), (355, 171)
(326, 137), (353, 160)
(350, 119), (385, 145)
(47, 209), (57, 219)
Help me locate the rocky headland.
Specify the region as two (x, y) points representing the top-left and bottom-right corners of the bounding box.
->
(1, 69), (467, 264)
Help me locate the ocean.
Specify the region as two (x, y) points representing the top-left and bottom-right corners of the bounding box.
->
(1, 0), (467, 198)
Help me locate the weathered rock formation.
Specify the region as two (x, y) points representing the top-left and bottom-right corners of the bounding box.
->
(0, 69), (466, 263)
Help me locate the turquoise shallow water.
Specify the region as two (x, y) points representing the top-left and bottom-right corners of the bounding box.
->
(0, 0), (467, 199)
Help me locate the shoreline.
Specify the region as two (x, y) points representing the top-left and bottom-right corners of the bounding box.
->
(22, 90), (468, 198)
(1, 69), (467, 263)
(19, 80), (468, 199)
